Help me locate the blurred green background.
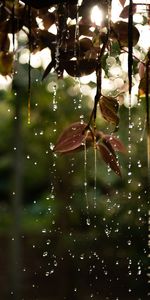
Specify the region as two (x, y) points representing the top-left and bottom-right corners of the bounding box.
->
(0, 62), (148, 300)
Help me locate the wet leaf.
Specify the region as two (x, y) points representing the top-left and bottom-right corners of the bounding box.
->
(111, 21), (139, 47)
(0, 18), (23, 34)
(99, 96), (119, 126)
(139, 77), (150, 96)
(79, 38), (93, 52)
(138, 62), (145, 80)
(30, 29), (56, 53)
(64, 59), (97, 77)
(0, 51), (13, 76)
(102, 135), (126, 153)
(120, 4), (137, 19)
(22, 0), (78, 9)
(42, 60), (55, 80)
(98, 144), (121, 177)
(68, 24), (93, 40)
(42, 12), (56, 30)
(54, 122), (88, 153)
(0, 33), (10, 51)
(118, 0), (126, 7)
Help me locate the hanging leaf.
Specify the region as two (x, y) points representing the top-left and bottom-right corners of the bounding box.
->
(118, 0), (126, 7)
(98, 144), (122, 177)
(138, 62), (145, 80)
(99, 96), (119, 127)
(119, 4), (137, 19)
(42, 60), (55, 80)
(30, 29), (56, 53)
(0, 18), (23, 34)
(102, 134), (127, 153)
(0, 51), (13, 76)
(54, 122), (89, 153)
(111, 21), (139, 47)
(139, 77), (150, 96)
(0, 33), (10, 51)
(68, 24), (93, 40)
(64, 58), (97, 77)
(22, 0), (78, 9)
(42, 12), (56, 30)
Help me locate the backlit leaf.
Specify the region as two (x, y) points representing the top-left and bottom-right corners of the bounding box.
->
(64, 59), (97, 77)
(111, 21), (139, 47)
(99, 96), (119, 127)
(118, 0), (126, 7)
(102, 135), (126, 153)
(120, 4), (137, 19)
(42, 60), (55, 80)
(54, 122), (88, 153)
(98, 144), (121, 177)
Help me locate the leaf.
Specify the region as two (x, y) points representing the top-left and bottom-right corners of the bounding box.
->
(64, 59), (97, 77)
(139, 76), (150, 96)
(118, 0), (126, 7)
(0, 18), (23, 34)
(42, 60), (55, 80)
(111, 21), (139, 47)
(0, 51), (14, 76)
(98, 144), (121, 177)
(102, 135), (127, 153)
(54, 122), (88, 153)
(138, 62), (145, 80)
(22, 0), (78, 9)
(0, 33), (10, 51)
(99, 96), (119, 127)
(119, 4), (137, 19)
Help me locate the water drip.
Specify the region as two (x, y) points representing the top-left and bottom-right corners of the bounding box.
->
(84, 142), (90, 226)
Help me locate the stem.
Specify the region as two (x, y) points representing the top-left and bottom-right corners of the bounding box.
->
(145, 60), (150, 185)
(28, 3), (31, 124)
(128, 0), (133, 95)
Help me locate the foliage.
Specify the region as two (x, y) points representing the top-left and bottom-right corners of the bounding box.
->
(0, 0), (149, 177)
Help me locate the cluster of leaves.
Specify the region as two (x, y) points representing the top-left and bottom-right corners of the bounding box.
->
(54, 121), (126, 176)
(0, 0), (149, 176)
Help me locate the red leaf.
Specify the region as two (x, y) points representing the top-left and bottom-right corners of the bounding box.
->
(103, 135), (127, 153)
(54, 122), (88, 153)
(119, 4), (137, 19)
(99, 96), (119, 126)
(118, 0), (126, 7)
(98, 144), (121, 177)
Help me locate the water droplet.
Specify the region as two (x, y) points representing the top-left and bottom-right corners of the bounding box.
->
(80, 254), (84, 260)
(86, 218), (91, 226)
(43, 251), (48, 257)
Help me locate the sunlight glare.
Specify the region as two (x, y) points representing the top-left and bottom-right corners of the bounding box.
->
(91, 6), (103, 26)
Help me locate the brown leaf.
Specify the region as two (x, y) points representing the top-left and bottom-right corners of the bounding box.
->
(42, 60), (55, 80)
(42, 13), (56, 30)
(119, 4), (137, 19)
(111, 21), (139, 47)
(139, 77), (150, 96)
(0, 51), (14, 76)
(102, 135), (127, 153)
(0, 33), (10, 51)
(99, 96), (119, 127)
(98, 144), (121, 177)
(64, 59), (97, 77)
(54, 122), (88, 153)
(138, 62), (145, 80)
(0, 18), (23, 34)
(118, 0), (126, 7)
